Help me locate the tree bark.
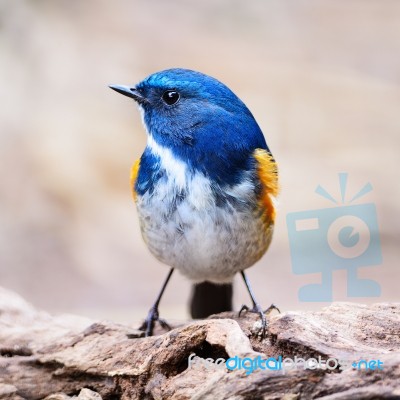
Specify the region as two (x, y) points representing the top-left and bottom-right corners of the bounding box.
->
(0, 287), (399, 400)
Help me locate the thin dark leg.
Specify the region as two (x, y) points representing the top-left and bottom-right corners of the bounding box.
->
(138, 268), (174, 337)
(240, 271), (258, 309)
(239, 271), (280, 339)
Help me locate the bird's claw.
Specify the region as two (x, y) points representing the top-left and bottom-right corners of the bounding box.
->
(238, 304), (250, 317)
(138, 306), (171, 337)
(239, 302), (267, 339)
(157, 318), (172, 331)
(264, 303), (281, 314)
(239, 303), (279, 340)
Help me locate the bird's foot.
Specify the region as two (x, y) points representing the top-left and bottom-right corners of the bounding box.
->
(137, 306), (171, 337)
(239, 303), (280, 339)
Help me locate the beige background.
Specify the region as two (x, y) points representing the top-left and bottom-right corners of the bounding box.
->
(1, 0), (399, 325)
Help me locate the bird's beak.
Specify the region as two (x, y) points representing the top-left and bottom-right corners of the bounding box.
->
(109, 84), (146, 104)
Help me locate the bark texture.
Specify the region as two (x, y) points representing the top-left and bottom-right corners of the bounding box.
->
(0, 287), (399, 400)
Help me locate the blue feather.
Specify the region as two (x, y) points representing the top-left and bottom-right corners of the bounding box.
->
(134, 68), (271, 191)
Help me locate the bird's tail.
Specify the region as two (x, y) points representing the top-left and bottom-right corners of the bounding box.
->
(190, 281), (233, 319)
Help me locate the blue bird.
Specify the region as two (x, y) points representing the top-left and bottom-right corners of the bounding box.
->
(110, 68), (279, 338)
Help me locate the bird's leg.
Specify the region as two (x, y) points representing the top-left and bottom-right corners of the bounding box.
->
(238, 271), (280, 339)
(138, 268), (174, 337)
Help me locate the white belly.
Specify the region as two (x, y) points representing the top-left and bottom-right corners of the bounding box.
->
(136, 173), (273, 283)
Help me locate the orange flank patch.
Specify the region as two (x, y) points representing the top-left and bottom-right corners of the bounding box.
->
(253, 149), (279, 223)
(130, 158), (140, 201)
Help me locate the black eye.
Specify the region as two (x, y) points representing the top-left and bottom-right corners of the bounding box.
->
(162, 90), (180, 105)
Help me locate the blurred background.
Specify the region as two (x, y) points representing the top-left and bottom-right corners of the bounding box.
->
(0, 0), (399, 324)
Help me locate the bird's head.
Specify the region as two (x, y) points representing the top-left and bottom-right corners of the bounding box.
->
(110, 68), (268, 181)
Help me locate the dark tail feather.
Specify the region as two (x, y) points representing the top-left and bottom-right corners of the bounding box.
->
(190, 281), (233, 319)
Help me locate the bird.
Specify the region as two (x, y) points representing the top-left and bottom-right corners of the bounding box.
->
(109, 68), (279, 338)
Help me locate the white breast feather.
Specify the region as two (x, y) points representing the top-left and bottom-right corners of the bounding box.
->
(136, 138), (274, 283)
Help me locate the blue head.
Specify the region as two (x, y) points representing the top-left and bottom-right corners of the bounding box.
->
(110, 68), (270, 185)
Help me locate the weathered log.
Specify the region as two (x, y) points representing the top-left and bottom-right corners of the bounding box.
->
(0, 287), (399, 399)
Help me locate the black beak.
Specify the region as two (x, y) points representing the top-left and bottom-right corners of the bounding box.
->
(109, 84), (146, 104)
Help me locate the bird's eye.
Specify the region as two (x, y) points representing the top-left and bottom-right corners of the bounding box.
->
(162, 90), (180, 105)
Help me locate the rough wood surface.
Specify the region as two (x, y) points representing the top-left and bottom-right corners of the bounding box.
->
(0, 287), (399, 400)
